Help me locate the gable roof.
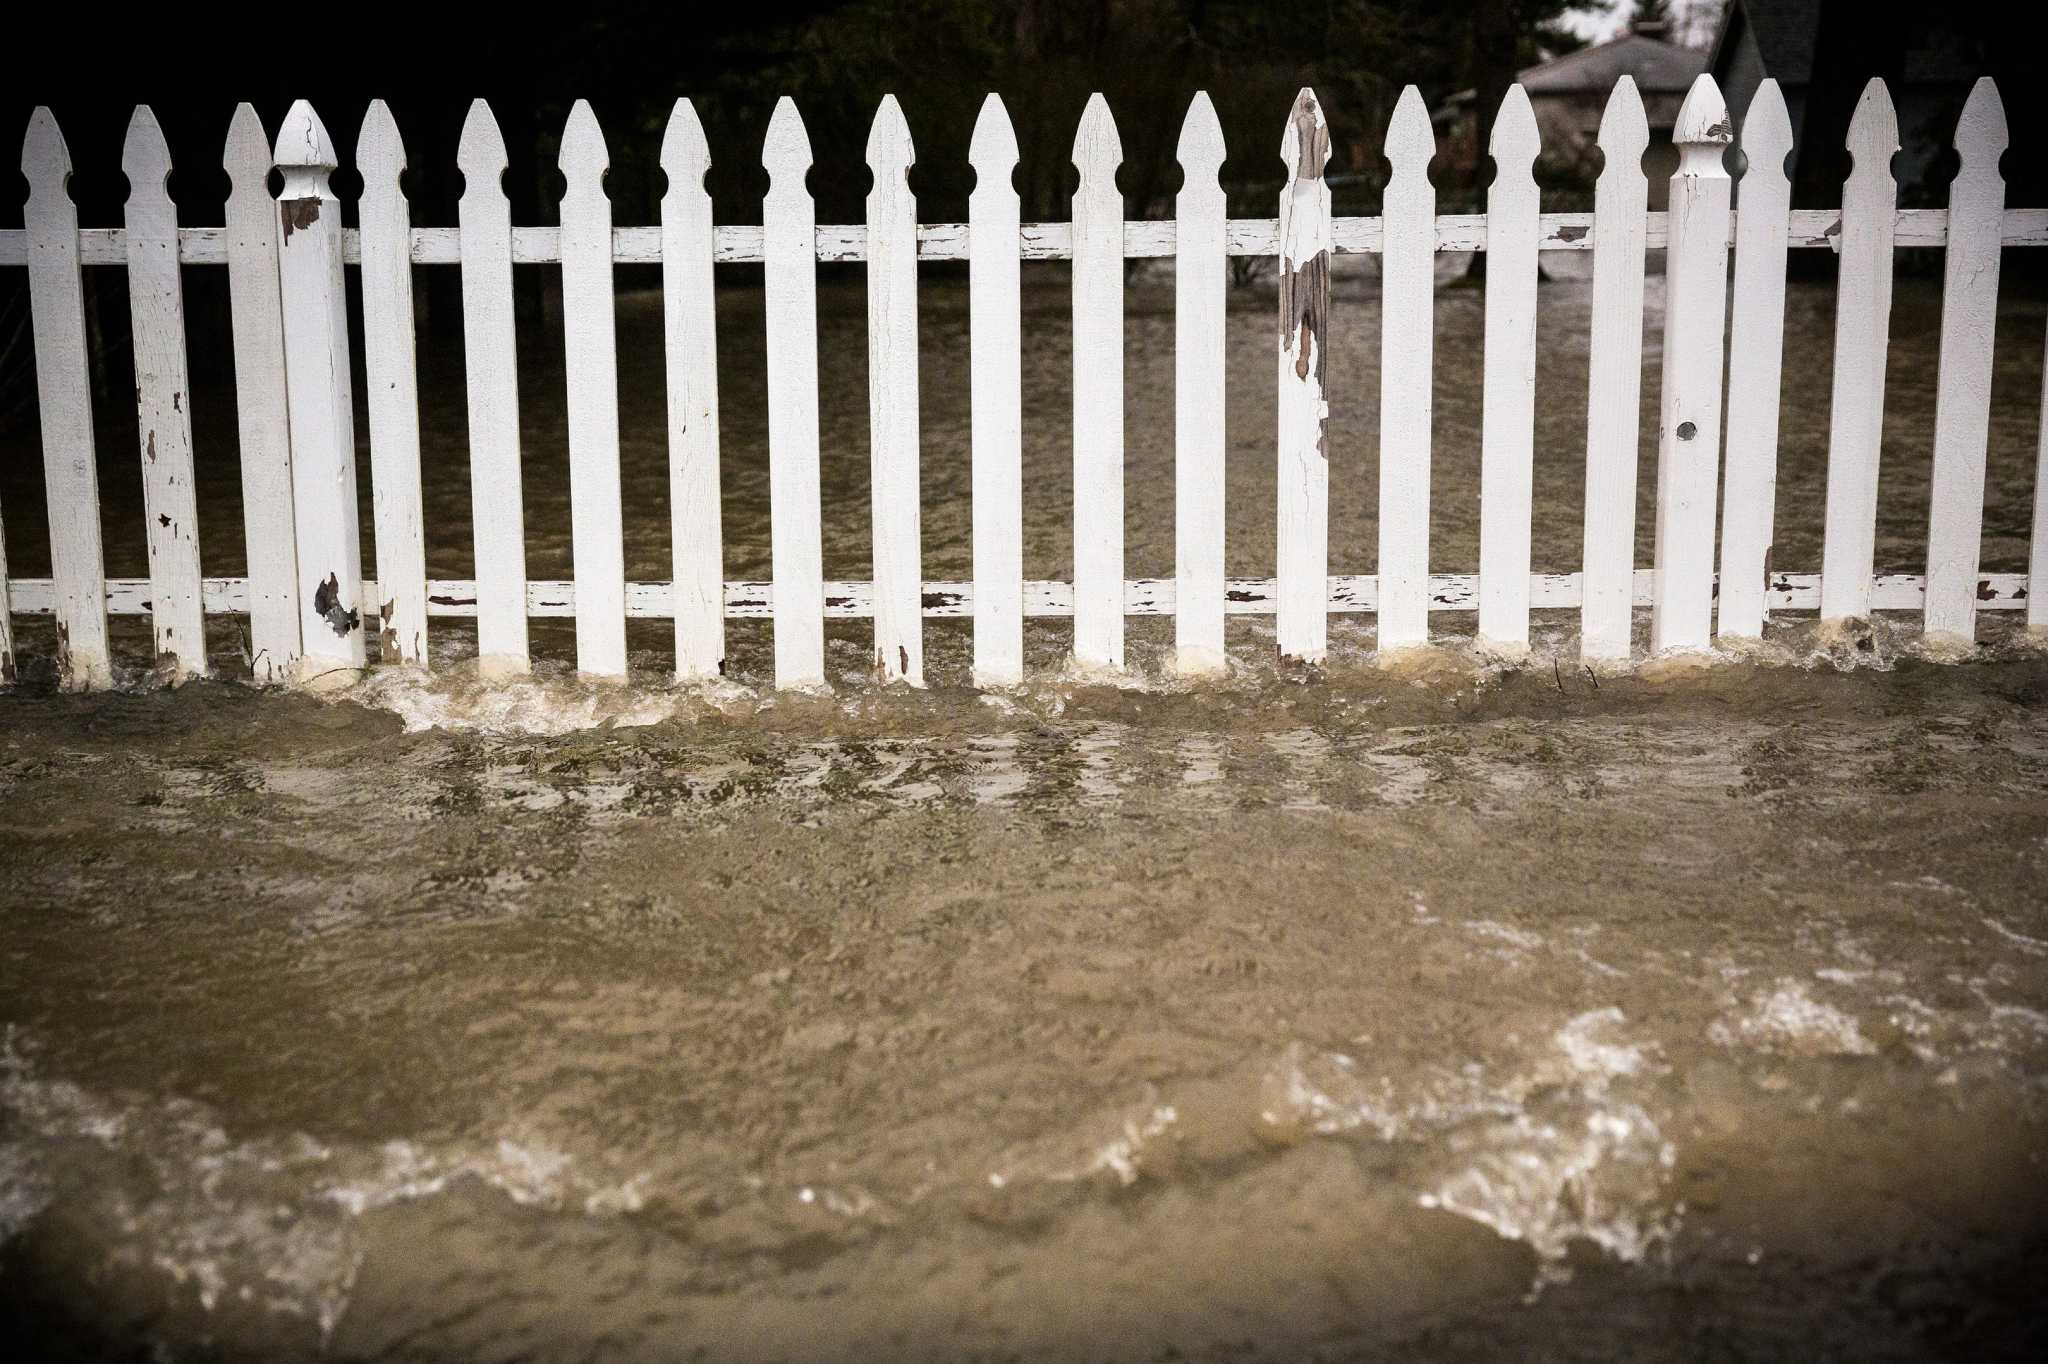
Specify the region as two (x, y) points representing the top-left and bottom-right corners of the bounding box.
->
(1518, 31), (1708, 95)
(1709, 0), (1823, 86)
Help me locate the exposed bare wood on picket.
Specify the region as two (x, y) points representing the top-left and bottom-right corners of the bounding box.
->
(1276, 87), (1332, 663)
(763, 98), (826, 689)
(1378, 86), (1436, 653)
(1578, 78), (1649, 664)
(21, 110), (110, 690)
(1071, 93), (1126, 671)
(1716, 80), (1794, 641)
(866, 95), (924, 686)
(357, 101), (429, 667)
(1478, 85), (1541, 655)
(223, 105), (300, 683)
(456, 100), (530, 675)
(1650, 76), (1733, 654)
(1820, 79), (1900, 625)
(275, 101), (366, 681)
(660, 99), (725, 681)
(969, 95), (1025, 686)
(1922, 78), (2008, 644)
(121, 107), (206, 679)
(559, 100), (629, 678)
(1174, 91), (1227, 675)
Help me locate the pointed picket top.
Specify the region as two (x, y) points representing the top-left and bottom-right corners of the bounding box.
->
(121, 105), (174, 204)
(1385, 84), (1434, 175)
(1072, 92), (1121, 186)
(1672, 74), (1732, 181)
(275, 99), (336, 174)
(358, 99), (406, 187)
(763, 96), (812, 182)
(1953, 76), (2008, 172)
(660, 97), (711, 188)
(1280, 87), (1330, 178)
(560, 99), (610, 211)
(1596, 75), (1649, 163)
(224, 103), (273, 196)
(457, 99), (508, 182)
(866, 93), (914, 175)
(1741, 78), (1794, 172)
(1489, 83), (1538, 165)
(23, 107), (73, 192)
(969, 92), (1019, 174)
(1845, 77), (1900, 184)
(1176, 90), (1224, 173)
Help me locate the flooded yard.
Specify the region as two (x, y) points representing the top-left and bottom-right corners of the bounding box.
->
(2, 263), (2047, 1359)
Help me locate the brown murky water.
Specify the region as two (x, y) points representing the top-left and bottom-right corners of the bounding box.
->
(3, 265), (2048, 1360)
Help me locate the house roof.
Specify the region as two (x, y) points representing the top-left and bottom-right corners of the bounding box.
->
(1708, 0), (1822, 86)
(1518, 31), (1709, 95)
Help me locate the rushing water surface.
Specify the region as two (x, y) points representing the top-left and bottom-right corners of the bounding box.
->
(2, 266), (2047, 1359)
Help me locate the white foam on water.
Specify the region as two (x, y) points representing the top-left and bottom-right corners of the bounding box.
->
(1709, 979), (1877, 1057)
(347, 662), (760, 735)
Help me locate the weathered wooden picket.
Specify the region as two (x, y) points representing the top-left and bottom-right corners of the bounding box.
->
(1, 74), (2045, 692)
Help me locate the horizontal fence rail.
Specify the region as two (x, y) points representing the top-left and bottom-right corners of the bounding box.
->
(3, 74), (2045, 692)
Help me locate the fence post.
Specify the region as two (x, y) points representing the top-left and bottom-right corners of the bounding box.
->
(1276, 87), (1331, 664)
(22, 109), (111, 691)
(1174, 91), (1227, 676)
(274, 100), (366, 683)
(1650, 75), (1733, 654)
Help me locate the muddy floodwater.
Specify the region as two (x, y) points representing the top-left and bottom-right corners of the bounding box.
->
(3, 265), (2048, 1360)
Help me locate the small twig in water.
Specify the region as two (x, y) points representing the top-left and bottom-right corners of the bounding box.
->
(1552, 658), (1564, 693)
(1583, 665), (1600, 692)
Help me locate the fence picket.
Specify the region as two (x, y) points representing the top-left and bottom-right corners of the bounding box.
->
(660, 99), (725, 681)
(456, 101), (530, 675)
(223, 105), (299, 683)
(22, 110), (110, 690)
(1479, 86), (1540, 654)
(1578, 78), (1649, 664)
(121, 107), (206, 679)
(1716, 80), (1794, 641)
(1650, 76), (1733, 653)
(1820, 79), (1899, 624)
(1923, 78), (2008, 643)
(559, 100), (629, 678)
(1174, 91), (1227, 675)
(2036, 316), (2048, 635)
(764, 97), (826, 689)
(1277, 88), (1332, 663)
(866, 95), (923, 685)
(0, 492), (11, 682)
(275, 101), (366, 681)
(1072, 93), (1125, 671)
(1378, 86), (1435, 653)
(357, 101), (429, 667)
(969, 95), (1024, 687)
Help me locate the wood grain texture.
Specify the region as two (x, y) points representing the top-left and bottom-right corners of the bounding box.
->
(1071, 93), (1125, 671)
(122, 106), (206, 678)
(275, 101), (366, 680)
(660, 99), (725, 680)
(763, 97), (826, 688)
(1820, 79), (1899, 624)
(969, 96), (1024, 686)
(1650, 76), (1733, 654)
(1174, 92), (1227, 675)
(223, 104), (300, 683)
(1276, 88), (1332, 663)
(1578, 78), (1649, 663)
(1716, 80), (1794, 640)
(559, 100), (629, 677)
(357, 100), (430, 666)
(866, 95), (924, 685)
(1922, 78), (2007, 643)
(1478, 86), (1540, 654)
(1377, 86), (1436, 652)
(457, 100), (530, 674)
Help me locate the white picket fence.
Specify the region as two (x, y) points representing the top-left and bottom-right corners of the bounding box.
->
(1, 73), (2045, 692)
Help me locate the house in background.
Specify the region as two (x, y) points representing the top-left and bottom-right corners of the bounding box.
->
(1435, 20), (1708, 209)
